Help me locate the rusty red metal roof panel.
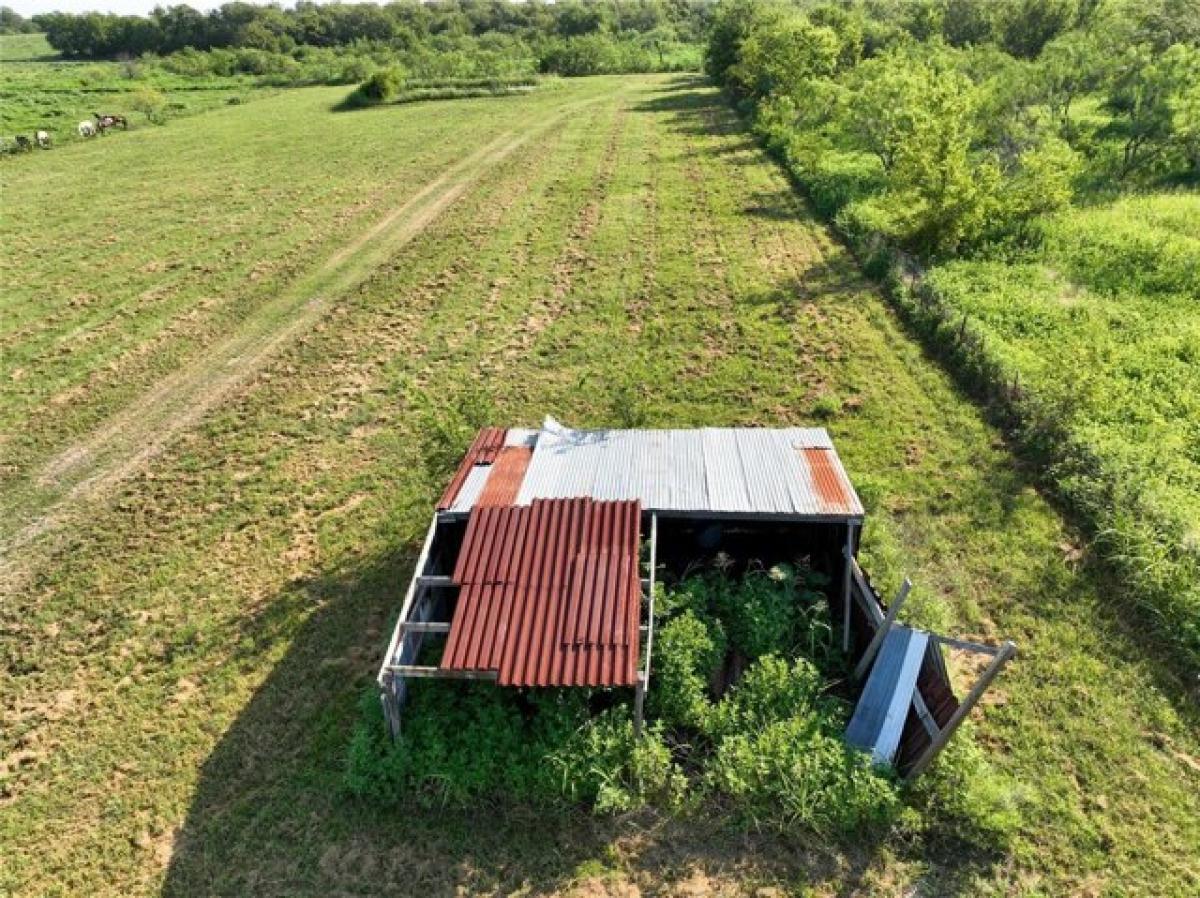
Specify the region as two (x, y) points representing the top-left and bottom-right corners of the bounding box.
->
(436, 427), (507, 511)
(476, 446), (533, 508)
(442, 498), (641, 687)
(799, 447), (856, 515)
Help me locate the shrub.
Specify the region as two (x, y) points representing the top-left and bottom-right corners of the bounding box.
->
(549, 709), (687, 812)
(705, 654), (827, 740)
(708, 716), (900, 834)
(354, 65), (406, 105)
(648, 609), (724, 730)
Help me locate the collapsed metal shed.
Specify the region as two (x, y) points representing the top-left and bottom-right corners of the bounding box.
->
(376, 417), (1012, 778)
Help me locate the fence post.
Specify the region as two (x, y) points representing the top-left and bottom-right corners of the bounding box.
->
(853, 577), (911, 681)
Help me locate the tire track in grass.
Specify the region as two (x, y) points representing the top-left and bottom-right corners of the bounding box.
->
(0, 110), (580, 576)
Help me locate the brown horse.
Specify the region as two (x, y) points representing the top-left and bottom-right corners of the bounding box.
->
(93, 112), (128, 134)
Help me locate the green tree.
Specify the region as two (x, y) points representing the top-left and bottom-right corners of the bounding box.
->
(1105, 42), (1200, 178)
(998, 0), (1078, 59)
(728, 13), (839, 101)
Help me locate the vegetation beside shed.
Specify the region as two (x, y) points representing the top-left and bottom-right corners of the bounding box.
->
(351, 420), (1019, 844)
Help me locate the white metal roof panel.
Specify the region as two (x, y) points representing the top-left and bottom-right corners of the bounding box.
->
(513, 419), (863, 519)
(449, 464), (491, 514)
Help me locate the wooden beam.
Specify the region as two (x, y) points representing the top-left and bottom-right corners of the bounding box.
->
(911, 688), (940, 740)
(904, 640), (1016, 780)
(841, 524), (857, 653)
(932, 634), (1002, 656)
(400, 621), (451, 634)
(387, 665), (498, 681)
(853, 577), (912, 681)
(636, 514), (658, 738)
(851, 560), (884, 625)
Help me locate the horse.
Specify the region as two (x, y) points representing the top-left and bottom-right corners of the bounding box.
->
(78, 121), (96, 138)
(36, 130), (50, 149)
(93, 112), (128, 134)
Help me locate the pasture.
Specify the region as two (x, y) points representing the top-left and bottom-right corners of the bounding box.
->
(0, 33), (260, 147)
(2, 74), (1198, 897)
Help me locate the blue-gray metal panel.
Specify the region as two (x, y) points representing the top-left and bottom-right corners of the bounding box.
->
(846, 626), (929, 766)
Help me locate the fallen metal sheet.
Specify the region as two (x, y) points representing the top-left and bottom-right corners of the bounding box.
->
(846, 626), (929, 766)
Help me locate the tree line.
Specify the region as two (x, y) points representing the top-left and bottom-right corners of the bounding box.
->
(706, 0), (1199, 257)
(32, 1), (712, 60)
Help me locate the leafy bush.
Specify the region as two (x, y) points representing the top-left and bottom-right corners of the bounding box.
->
(705, 654), (826, 740)
(648, 609), (724, 730)
(346, 567), (1012, 843)
(710, 718), (900, 834)
(345, 683), (681, 810)
(549, 709), (687, 812)
(354, 65), (405, 105)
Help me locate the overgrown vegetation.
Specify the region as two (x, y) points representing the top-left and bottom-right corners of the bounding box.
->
(707, 0), (1200, 667)
(347, 564), (1017, 844)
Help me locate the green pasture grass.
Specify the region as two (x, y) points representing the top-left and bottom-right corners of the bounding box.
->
(1, 75), (1198, 897)
(0, 33), (260, 143)
(0, 32), (56, 62)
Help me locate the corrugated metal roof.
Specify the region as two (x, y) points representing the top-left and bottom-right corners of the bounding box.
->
(476, 446), (533, 507)
(441, 498), (641, 687)
(437, 427), (506, 510)
(448, 465), (491, 514)
(513, 420), (863, 519)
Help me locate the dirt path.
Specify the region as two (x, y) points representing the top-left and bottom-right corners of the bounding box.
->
(0, 123), (548, 577)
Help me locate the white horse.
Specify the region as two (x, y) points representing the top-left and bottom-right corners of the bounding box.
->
(36, 130), (50, 148)
(78, 121), (96, 138)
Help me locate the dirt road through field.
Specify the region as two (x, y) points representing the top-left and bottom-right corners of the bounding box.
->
(0, 107), (579, 579)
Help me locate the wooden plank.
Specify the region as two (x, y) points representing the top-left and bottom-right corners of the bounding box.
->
(853, 577), (911, 681)
(400, 621), (451, 634)
(845, 626), (929, 766)
(905, 640), (1016, 780)
(932, 634), (1002, 656)
(851, 560), (884, 625)
(387, 665), (499, 681)
(911, 689), (940, 740)
(635, 514), (658, 737)
(841, 525), (857, 652)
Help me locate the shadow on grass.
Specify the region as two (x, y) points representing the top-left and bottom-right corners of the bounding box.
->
(161, 542), (945, 896)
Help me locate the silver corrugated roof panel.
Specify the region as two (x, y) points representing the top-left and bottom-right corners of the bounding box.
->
(449, 464), (491, 514)
(513, 418), (863, 520)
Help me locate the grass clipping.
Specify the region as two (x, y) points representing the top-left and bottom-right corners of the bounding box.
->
(346, 563), (1020, 846)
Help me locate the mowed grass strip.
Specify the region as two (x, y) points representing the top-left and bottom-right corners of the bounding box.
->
(1, 76), (1197, 897)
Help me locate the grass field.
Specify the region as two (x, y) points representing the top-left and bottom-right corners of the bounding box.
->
(0, 33), (262, 145)
(2, 74), (1199, 897)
